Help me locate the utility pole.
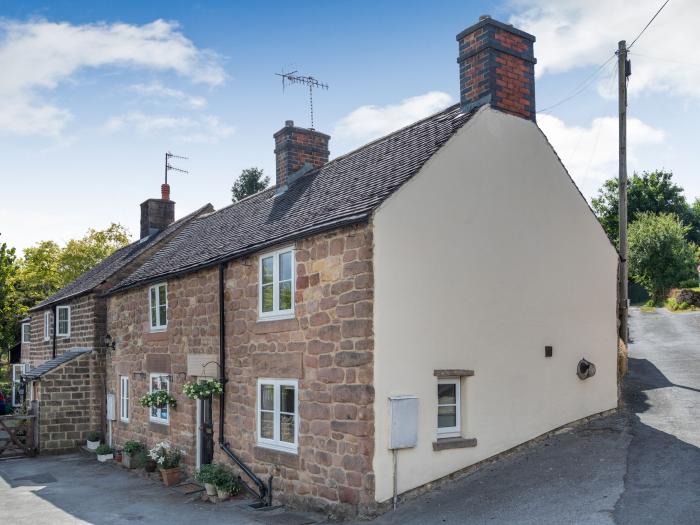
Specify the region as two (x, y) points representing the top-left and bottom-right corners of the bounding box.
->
(617, 40), (629, 343)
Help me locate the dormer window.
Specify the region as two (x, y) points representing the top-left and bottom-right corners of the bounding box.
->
(258, 247), (295, 320)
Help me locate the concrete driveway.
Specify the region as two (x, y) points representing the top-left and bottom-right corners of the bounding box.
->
(358, 307), (700, 525)
(2, 308), (698, 524)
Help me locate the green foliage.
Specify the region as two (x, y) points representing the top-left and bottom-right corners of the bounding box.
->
(139, 390), (177, 409)
(628, 213), (697, 304)
(123, 440), (144, 455)
(86, 430), (101, 442)
(182, 378), (223, 400)
(666, 297), (695, 311)
(213, 465), (241, 494)
(592, 170), (699, 244)
(231, 167), (270, 202)
(194, 463), (219, 484)
(58, 223), (130, 284)
(95, 444), (113, 455)
(0, 237), (26, 352)
(148, 441), (182, 469)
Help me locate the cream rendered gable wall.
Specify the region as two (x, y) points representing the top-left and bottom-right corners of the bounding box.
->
(371, 107), (619, 503)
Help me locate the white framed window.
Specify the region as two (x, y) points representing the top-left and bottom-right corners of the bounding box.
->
(149, 373), (170, 424)
(21, 323), (30, 343)
(149, 283), (168, 331)
(56, 306), (70, 337)
(257, 378), (298, 453)
(43, 311), (50, 341)
(437, 378), (461, 438)
(258, 247), (295, 320)
(120, 376), (129, 422)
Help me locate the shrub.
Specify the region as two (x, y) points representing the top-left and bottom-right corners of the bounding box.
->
(86, 431), (101, 442)
(95, 444), (113, 455)
(123, 441), (144, 455)
(213, 466), (241, 495)
(194, 463), (219, 484)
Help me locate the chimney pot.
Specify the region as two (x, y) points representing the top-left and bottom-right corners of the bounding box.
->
(457, 17), (537, 120)
(161, 183), (171, 201)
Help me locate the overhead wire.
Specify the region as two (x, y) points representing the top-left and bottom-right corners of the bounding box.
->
(628, 0), (672, 50)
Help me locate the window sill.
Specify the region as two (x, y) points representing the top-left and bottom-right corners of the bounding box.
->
(149, 327), (167, 333)
(257, 312), (295, 322)
(432, 437), (477, 451)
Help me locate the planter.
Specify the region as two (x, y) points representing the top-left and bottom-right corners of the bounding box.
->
(145, 459), (158, 473)
(159, 467), (181, 487)
(86, 440), (100, 451)
(122, 453), (137, 469)
(114, 451), (123, 463)
(216, 487), (231, 501)
(97, 453), (113, 463)
(204, 483), (217, 497)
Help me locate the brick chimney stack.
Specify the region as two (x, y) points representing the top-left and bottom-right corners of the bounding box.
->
(274, 120), (330, 190)
(140, 185), (175, 239)
(457, 15), (536, 120)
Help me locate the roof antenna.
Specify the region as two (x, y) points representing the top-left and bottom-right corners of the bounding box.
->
(164, 151), (188, 185)
(275, 70), (329, 130)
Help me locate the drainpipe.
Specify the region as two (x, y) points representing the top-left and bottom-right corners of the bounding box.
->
(216, 263), (272, 506)
(51, 305), (57, 359)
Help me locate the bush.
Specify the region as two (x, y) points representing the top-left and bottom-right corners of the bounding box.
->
(213, 466), (241, 495)
(194, 463), (219, 484)
(123, 441), (144, 455)
(86, 431), (101, 442)
(95, 444), (113, 455)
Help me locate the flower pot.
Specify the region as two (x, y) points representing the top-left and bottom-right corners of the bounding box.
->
(204, 483), (217, 496)
(216, 487), (231, 501)
(123, 453), (137, 469)
(144, 459), (157, 473)
(86, 440), (100, 450)
(159, 467), (181, 487)
(114, 451), (123, 463)
(97, 453), (113, 462)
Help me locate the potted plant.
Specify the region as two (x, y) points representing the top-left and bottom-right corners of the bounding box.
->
(149, 441), (182, 486)
(86, 431), (101, 450)
(214, 467), (240, 501)
(114, 449), (123, 463)
(194, 463), (219, 497)
(183, 378), (223, 400)
(95, 444), (114, 462)
(122, 441), (144, 469)
(139, 390), (177, 410)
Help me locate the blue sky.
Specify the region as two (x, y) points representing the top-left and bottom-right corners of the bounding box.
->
(1, 0), (698, 253)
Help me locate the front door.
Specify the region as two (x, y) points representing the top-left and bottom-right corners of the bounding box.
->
(199, 396), (214, 465)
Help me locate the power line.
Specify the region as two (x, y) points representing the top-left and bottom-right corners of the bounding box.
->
(628, 0), (672, 49)
(629, 51), (700, 68)
(537, 54), (616, 114)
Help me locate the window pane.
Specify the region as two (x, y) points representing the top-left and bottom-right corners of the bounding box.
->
(262, 284), (273, 312)
(260, 384), (274, 410)
(279, 251), (292, 281)
(158, 285), (166, 307)
(260, 411), (274, 439)
(280, 414), (295, 443)
(159, 304), (167, 326)
(261, 257), (273, 285)
(438, 406), (457, 428)
(279, 281), (292, 310)
(280, 385), (295, 413)
(438, 384), (456, 405)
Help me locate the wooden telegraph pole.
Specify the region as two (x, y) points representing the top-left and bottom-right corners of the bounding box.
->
(618, 40), (629, 343)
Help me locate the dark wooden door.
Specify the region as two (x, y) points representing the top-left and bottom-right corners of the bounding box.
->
(200, 397), (214, 465)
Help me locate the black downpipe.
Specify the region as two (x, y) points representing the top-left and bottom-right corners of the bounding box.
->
(51, 305), (57, 358)
(217, 263), (272, 506)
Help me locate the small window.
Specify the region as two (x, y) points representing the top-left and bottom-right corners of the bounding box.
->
(21, 323), (30, 343)
(56, 306), (70, 337)
(258, 247), (295, 320)
(120, 376), (129, 422)
(149, 373), (170, 424)
(437, 378), (461, 438)
(43, 311), (50, 341)
(149, 283), (168, 331)
(257, 379), (298, 453)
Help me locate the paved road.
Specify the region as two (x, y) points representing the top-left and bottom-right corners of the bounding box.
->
(359, 308), (700, 525)
(1, 308), (698, 524)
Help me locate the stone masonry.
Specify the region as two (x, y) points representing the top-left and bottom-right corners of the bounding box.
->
(105, 222), (375, 517)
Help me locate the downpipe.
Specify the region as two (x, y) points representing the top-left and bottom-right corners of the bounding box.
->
(217, 263), (272, 506)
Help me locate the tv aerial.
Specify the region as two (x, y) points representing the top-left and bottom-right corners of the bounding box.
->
(164, 152), (188, 184)
(275, 70), (329, 129)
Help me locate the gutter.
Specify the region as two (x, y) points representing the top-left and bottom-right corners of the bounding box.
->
(216, 262), (272, 506)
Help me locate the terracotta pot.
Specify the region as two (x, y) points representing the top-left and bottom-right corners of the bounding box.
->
(144, 459), (157, 473)
(114, 451), (123, 462)
(160, 467), (181, 486)
(204, 483), (217, 496)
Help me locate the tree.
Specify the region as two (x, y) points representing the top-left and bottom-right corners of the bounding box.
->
(592, 170), (698, 244)
(628, 213), (697, 304)
(0, 237), (25, 352)
(16, 223), (131, 307)
(231, 167), (270, 202)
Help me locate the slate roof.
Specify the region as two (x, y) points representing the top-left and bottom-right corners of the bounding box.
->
(30, 203), (213, 311)
(23, 348), (92, 380)
(110, 103), (474, 293)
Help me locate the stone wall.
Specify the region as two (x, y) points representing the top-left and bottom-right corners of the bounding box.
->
(35, 350), (105, 453)
(105, 222), (376, 516)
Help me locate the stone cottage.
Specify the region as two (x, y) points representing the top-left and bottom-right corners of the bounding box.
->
(20, 186), (211, 453)
(102, 16), (618, 517)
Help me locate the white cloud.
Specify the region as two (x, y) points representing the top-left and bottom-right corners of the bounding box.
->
(510, 0), (700, 99)
(103, 111), (233, 143)
(128, 81), (207, 109)
(538, 113), (665, 199)
(334, 91), (454, 145)
(0, 19), (225, 136)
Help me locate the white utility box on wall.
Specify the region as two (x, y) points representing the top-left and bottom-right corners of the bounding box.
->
(389, 395), (419, 449)
(106, 393), (116, 421)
